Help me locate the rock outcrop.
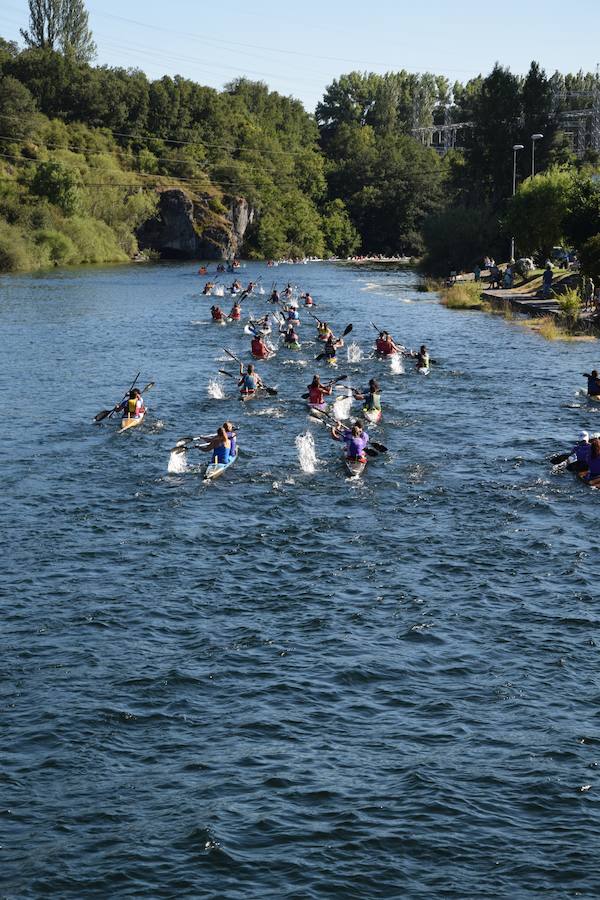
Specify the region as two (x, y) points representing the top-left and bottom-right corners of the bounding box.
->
(136, 189), (255, 260)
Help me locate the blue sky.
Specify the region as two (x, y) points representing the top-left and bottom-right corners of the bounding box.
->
(1, 0), (599, 110)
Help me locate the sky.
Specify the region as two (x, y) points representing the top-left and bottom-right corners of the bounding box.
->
(1, 0), (600, 111)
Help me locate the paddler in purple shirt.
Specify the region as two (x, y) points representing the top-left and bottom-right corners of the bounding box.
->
(331, 420), (369, 460)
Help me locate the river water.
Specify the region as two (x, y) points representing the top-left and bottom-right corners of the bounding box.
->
(1, 261), (599, 898)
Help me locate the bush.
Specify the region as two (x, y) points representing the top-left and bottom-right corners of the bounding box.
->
(579, 233), (600, 281)
(0, 221), (47, 272)
(34, 228), (77, 264)
(557, 287), (581, 329)
(61, 216), (129, 264)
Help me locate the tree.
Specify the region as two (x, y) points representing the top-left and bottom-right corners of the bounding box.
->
(21, 0), (96, 63)
(422, 204), (502, 275)
(0, 75), (38, 136)
(321, 199), (360, 257)
(564, 176), (600, 249)
(504, 168), (572, 258)
(520, 62), (558, 173)
(31, 160), (80, 215)
(579, 234), (600, 281)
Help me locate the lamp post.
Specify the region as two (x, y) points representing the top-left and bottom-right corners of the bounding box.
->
(531, 133), (544, 178)
(510, 144), (524, 261)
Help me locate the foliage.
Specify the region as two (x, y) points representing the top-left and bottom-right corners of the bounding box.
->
(34, 227), (77, 263)
(579, 233), (600, 281)
(20, 0), (96, 62)
(30, 160), (80, 214)
(563, 176), (600, 248)
(321, 199), (360, 257)
(557, 287), (582, 329)
(422, 205), (502, 275)
(504, 168), (573, 258)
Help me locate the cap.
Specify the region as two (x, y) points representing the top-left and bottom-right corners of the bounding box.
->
(580, 430), (589, 440)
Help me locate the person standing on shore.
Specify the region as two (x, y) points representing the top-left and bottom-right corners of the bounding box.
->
(542, 263), (553, 299)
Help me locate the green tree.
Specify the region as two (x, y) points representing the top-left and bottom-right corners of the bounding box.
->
(31, 160), (80, 214)
(20, 0), (96, 62)
(321, 199), (360, 257)
(0, 75), (38, 136)
(504, 167), (572, 258)
(422, 204), (501, 275)
(564, 175), (600, 249)
(579, 233), (600, 281)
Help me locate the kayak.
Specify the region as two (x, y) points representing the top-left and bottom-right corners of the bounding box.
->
(212, 318), (226, 326)
(417, 366), (430, 376)
(245, 323), (271, 336)
(578, 470), (600, 488)
(363, 406), (382, 424)
(588, 394), (600, 402)
(284, 342), (301, 351)
(326, 357), (338, 367)
(308, 401), (328, 412)
(118, 413), (145, 434)
(343, 452), (367, 478)
(252, 351), (275, 360)
(205, 451), (237, 481)
(239, 389), (263, 402)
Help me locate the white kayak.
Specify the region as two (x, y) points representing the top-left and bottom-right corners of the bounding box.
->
(343, 452), (367, 478)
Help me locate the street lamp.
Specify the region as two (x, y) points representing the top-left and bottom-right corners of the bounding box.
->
(531, 133), (544, 177)
(510, 144), (524, 261)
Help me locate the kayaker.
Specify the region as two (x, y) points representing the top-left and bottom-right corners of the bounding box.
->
(331, 421), (369, 461)
(202, 281), (214, 295)
(202, 426), (231, 464)
(324, 333), (343, 364)
(566, 430), (591, 472)
(583, 436), (600, 485)
(584, 370), (600, 396)
(230, 279), (242, 293)
(198, 266), (208, 275)
(116, 388), (145, 420)
(269, 289), (280, 304)
(375, 331), (399, 357)
(354, 378), (381, 414)
(416, 345), (430, 370)
(283, 283), (293, 298)
(282, 324), (300, 347)
(302, 292), (314, 307)
(223, 421), (238, 457)
(217, 264), (226, 273)
(317, 320), (332, 341)
(211, 305), (225, 322)
(229, 300), (242, 320)
(285, 305), (300, 324)
(307, 375), (332, 408)
(251, 334), (271, 359)
(238, 363), (263, 397)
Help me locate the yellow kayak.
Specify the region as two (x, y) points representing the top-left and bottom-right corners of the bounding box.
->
(118, 413), (145, 434)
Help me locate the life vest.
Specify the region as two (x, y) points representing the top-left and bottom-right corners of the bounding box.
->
(126, 397), (143, 418)
(324, 341), (336, 358)
(573, 441), (591, 464)
(230, 307), (241, 320)
(418, 353), (430, 368)
(214, 442), (231, 464)
(308, 385), (325, 404)
(588, 376), (600, 395)
(588, 454), (600, 477)
(212, 308), (223, 321)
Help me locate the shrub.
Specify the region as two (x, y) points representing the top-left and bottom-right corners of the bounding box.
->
(0, 221), (47, 272)
(557, 287), (581, 330)
(580, 233), (600, 281)
(61, 216), (128, 264)
(34, 228), (77, 264)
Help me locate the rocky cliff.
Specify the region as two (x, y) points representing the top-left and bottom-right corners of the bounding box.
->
(136, 189), (256, 260)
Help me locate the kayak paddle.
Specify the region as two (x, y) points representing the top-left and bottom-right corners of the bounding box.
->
(94, 371), (140, 422)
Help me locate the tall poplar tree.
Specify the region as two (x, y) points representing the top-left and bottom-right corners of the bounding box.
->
(20, 0), (96, 63)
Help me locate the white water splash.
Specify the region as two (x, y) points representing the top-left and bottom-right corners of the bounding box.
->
(213, 285), (224, 297)
(346, 341), (363, 363)
(390, 354), (404, 375)
(207, 378), (225, 399)
(257, 286), (265, 294)
(168, 449), (188, 474)
(333, 394), (353, 420)
(296, 431), (318, 473)
(256, 406), (284, 418)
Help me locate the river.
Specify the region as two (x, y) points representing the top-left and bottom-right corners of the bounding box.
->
(1, 261), (599, 898)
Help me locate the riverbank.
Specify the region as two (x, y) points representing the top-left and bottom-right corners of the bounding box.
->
(434, 275), (598, 341)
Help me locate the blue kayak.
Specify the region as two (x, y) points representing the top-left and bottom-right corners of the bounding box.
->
(204, 451), (238, 481)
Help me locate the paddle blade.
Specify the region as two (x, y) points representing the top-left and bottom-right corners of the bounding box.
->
(94, 409), (113, 422)
(365, 447), (379, 457)
(141, 382), (155, 393)
(265, 387), (278, 396)
(551, 452), (570, 465)
(315, 353), (325, 361)
(370, 441), (388, 453)
(342, 324), (353, 337)
(219, 369), (234, 378)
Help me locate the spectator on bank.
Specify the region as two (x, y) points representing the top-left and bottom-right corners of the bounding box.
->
(474, 263), (481, 282)
(542, 263), (553, 299)
(503, 266), (514, 289)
